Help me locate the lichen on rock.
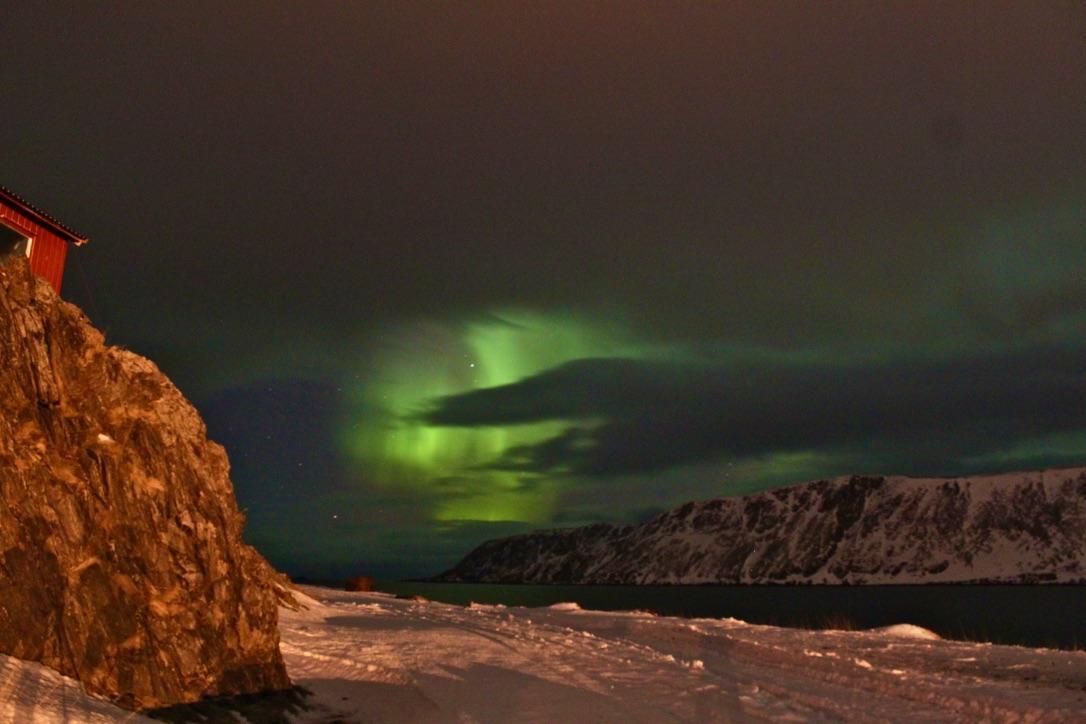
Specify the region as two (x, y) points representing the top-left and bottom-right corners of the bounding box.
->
(0, 257), (290, 709)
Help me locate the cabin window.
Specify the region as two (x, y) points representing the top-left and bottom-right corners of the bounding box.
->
(0, 223), (31, 260)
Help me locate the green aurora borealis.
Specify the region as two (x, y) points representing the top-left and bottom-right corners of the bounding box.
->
(342, 310), (637, 524)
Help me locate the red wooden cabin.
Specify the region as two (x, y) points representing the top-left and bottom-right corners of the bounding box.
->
(0, 186), (88, 294)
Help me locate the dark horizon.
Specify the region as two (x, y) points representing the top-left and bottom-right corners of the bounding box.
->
(3, 3), (1085, 579)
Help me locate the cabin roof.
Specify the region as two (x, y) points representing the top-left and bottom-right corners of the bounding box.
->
(0, 186), (89, 246)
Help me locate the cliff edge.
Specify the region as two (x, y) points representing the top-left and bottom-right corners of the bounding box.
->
(0, 257), (290, 709)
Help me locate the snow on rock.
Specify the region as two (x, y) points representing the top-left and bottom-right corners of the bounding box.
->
(436, 468), (1086, 584)
(274, 586), (1086, 723)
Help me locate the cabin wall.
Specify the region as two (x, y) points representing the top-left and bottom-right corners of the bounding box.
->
(29, 235), (68, 293)
(0, 202), (69, 294)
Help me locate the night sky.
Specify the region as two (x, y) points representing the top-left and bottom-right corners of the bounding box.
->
(3, 3), (1085, 579)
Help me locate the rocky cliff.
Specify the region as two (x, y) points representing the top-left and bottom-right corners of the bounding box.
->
(438, 468), (1086, 585)
(0, 257), (290, 709)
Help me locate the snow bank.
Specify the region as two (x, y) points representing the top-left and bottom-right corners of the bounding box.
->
(0, 653), (152, 723)
(547, 601), (583, 611)
(871, 623), (942, 641)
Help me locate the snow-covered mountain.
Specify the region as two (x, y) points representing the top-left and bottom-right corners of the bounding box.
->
(438, 468), (1086, 584)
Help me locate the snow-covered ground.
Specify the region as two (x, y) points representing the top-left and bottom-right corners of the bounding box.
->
(3, 585), (1086, 722)
(0, 654), (150, 723)
(280, 586), (1086, 722)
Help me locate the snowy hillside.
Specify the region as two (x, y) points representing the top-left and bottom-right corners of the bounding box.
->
(438, 467), (1086, 584)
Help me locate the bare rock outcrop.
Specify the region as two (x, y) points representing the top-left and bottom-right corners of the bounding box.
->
(0, 257), (290, 709)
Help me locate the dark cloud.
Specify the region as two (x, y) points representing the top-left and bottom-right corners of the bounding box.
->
(422, 358), (693, 426)
(425, 346), (1086, 477)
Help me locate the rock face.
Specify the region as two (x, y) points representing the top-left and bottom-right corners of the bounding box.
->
(438, 468), (1086, 585)
(0, 258), (290, 709)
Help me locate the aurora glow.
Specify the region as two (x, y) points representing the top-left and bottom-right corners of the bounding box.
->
(341, 310), (637, 523)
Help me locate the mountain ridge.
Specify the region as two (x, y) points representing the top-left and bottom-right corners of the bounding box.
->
(436, 467), (1086, 585)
